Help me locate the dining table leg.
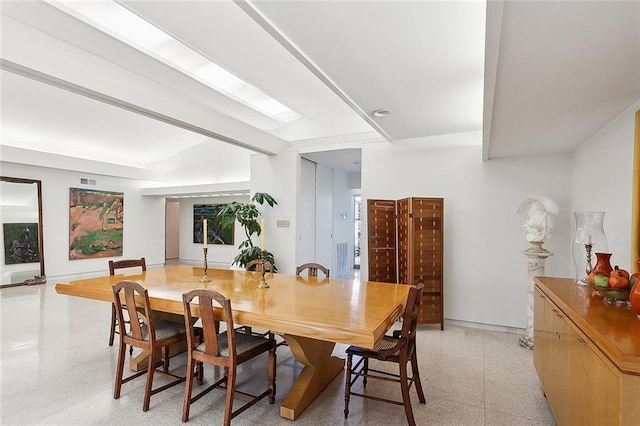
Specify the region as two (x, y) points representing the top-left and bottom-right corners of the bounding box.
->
(280, 334), (345, 420)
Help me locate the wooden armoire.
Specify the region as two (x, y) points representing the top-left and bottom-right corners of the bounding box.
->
(367, 197), (444, 328)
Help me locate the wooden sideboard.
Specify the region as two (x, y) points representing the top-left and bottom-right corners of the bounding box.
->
(534, 277), (640, 426)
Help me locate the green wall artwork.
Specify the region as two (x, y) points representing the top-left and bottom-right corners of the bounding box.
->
(193, 204), (234, 245)
(3, 223), (39, 264)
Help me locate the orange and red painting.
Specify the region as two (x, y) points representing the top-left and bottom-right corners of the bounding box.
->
(69, 188), (123, 260)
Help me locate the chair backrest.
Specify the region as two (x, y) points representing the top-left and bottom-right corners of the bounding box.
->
(245, 259), (274, 273)
(109, 258), (147, 275)
(183, 289), (236, 362)
(399, 278), (425, 345)
(296, 262), (330, 278)
(112, 280), (154, 344)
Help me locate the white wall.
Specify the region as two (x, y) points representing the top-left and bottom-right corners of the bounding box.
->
(571, 101), (640, 272)
(250, 151), (299, 274)
(157, 140), (252, 187)
(0, 162), (166, 280)
(361, 144), (572, 330)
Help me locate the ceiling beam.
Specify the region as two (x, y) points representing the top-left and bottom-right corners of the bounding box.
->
(0, 58), (276, 156)
(235, 0), (394, 144)
(482, 0), (505, 161)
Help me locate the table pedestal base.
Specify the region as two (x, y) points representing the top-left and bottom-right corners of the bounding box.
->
(280, 335), (344, 420)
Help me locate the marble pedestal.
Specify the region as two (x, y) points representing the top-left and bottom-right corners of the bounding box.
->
(520, 241), (552, 350)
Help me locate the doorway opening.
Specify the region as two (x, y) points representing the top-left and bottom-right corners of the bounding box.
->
(354, 195), (361, 269)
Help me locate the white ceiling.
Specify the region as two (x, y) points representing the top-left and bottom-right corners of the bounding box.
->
(1, 1), (639, 178)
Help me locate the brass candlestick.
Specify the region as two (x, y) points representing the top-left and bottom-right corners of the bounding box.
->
(257, 249), (270, 289)
(200, 247), (211, 282)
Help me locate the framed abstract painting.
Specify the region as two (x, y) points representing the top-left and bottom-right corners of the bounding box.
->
(69, 188), (123, 259)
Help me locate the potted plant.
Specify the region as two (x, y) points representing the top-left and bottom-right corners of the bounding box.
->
(218, 192), (278, 270)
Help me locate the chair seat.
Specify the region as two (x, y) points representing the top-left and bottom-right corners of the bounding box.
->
(346, 336), (401, 359)
(124, 320), (186, 341)
(195, 330), (273, 357)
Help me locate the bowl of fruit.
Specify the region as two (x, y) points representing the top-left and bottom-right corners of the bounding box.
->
(590, 266), (638, 306)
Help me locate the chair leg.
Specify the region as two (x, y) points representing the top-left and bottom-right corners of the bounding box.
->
(196, 361), (204, 386)
(182, 356), (195, 422)
(162, 347), (170, 373)
(113, 340), (127, 399)
(143, 349), (156, 412)
(343, 353), (353, 418)
(363, 357), (369, 387)
(410, 351), (426, 404)
(399, 354), (416, 426)
(223, 367), (237, 426)
(109, 303), (116, 346)
(268, 345), (276, 404)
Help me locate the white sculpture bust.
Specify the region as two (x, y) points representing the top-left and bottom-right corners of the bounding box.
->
(517, 194), (559, 243)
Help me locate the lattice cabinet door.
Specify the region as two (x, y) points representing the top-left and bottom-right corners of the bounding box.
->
(397, 198), (411, 285)
(410, 198), (444, 328)
(367, 199), (397, 283)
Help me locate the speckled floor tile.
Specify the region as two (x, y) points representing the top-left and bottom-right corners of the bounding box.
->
(1, 282), (555, 425)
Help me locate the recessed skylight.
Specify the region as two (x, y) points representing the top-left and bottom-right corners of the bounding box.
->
(45, 0), (302, 123)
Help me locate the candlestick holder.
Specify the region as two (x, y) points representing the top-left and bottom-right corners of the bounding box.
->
(571, 211), (608, 285)
(256, 249), (270, 289)
(200, 247), (211, 282)
(584, 243), (593, 276)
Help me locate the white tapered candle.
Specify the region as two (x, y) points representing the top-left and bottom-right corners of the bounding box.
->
(203, 219), (207, 248)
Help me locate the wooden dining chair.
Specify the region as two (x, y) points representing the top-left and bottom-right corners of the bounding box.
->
(108, 257), (146, 354)
(112, 280), (187, 412)
(273, 262), (332, 350)
(245, 259), (274, 273)
(343, 279), (426, 426)
(296, 262), (330, 278)
(181, 288), (276, 425)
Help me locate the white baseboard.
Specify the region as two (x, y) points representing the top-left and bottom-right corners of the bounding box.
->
(443, 318), (526, 335)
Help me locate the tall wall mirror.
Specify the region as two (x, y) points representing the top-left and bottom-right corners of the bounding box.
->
(0, 176), (45, 287)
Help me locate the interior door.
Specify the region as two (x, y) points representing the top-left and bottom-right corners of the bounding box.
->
(367, 199), (397, 282)
(297, 158), (316, 266)
(315, 164), (333, 271)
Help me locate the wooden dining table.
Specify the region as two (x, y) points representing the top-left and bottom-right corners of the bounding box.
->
(55, 266), (410, 420)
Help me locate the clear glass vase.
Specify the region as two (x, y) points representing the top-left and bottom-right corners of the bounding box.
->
(571, 211), (608, 285)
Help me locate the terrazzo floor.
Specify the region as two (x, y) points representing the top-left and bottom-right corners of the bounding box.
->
(1, 279), (555, 425)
